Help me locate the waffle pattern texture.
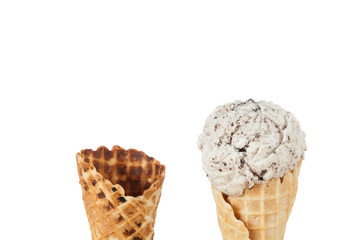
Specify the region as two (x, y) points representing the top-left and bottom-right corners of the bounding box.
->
(76, 146), (165, 240)
(212, 160), (302, 240)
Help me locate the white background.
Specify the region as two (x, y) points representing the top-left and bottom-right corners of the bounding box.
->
(0, 1), (359, 239)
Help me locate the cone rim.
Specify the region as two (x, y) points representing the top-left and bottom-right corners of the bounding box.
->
(76, 145), (165, 200)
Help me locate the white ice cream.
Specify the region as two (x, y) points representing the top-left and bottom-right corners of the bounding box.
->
(198, 99), (306, 196)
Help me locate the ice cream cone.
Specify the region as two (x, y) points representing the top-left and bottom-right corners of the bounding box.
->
(212, 160), (302, 240)
(76, 145), (165, 240)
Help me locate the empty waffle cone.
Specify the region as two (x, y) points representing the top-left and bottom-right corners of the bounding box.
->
(212, 160), (302, 240)
(76, 146), (165, 240)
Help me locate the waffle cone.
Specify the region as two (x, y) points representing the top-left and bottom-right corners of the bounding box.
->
(212, 160), (302, 240)
(76, 146), (165, 240)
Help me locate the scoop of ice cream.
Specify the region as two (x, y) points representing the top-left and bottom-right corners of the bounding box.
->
(198, 99), (306, 196)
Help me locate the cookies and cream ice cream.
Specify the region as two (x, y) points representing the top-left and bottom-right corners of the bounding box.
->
(198, 99), (306, 196)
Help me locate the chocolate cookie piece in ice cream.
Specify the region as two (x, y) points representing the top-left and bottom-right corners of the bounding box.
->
(198, 99), (306, 196)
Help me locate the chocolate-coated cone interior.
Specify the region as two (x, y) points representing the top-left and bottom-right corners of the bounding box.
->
(80, 146), (165, 197)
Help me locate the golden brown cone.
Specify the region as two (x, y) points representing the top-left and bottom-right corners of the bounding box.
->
(76, 145), (165, 240)
(212, 160), (302, 240)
